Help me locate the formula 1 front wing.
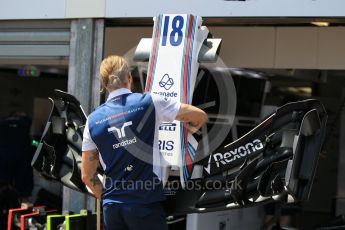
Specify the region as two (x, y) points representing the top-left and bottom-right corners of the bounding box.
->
(31, 90), (327, 215)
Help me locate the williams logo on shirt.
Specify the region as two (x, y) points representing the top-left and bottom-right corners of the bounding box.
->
(108, 121), (132, 138)
(108, 121), (137, 149)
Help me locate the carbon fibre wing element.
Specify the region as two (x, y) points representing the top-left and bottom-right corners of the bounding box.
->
(31, 92), (327, 215)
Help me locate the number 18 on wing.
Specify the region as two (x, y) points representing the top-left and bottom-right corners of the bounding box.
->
(145, 14), (209, 186)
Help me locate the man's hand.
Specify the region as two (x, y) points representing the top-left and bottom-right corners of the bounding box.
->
(176, 103), (208, 133)
(81, 150), (103, 199)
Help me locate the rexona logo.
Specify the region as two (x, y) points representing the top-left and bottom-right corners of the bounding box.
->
(204, 139), (264, 174)
(159, 122), (176, 131)
(108, 121), (137, 149)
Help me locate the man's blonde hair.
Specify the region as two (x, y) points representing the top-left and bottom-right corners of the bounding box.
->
(99, 55), (130, 92)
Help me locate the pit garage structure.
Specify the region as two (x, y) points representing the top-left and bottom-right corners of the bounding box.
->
(1, 1), (345, 228)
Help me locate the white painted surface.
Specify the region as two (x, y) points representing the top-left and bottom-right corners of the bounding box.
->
(65, 0), (105, 18)
(0, 0), (65, 19)
(106, 0), (345, 18)
(1, 0), (345, 19)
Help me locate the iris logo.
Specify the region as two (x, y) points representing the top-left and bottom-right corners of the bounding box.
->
(108, 121), (133, 138)
(159, 140), (174, 151)
(159, 74), (174, 90)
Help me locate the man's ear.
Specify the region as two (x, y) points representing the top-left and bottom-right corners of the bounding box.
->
(127, 73), (134, 90)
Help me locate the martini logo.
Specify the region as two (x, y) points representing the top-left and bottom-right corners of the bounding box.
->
(159, 74), (174, 90)
(204, 139), (264, 174)
(159, 122), (176, 131)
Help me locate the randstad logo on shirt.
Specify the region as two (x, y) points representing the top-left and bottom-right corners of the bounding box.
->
(108, 121), (137, 149)
(112, 137), (137, 149)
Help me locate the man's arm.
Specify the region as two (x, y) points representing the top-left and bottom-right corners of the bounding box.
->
(151, 94), (207, 133)
(81, 150), (103, 199)
(176, 103), (208, 133)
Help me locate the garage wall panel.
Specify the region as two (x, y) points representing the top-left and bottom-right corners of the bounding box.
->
(104, 27), (152, 61)
(318, 27), (345, 69)
(275, 27), (318, 69)
(104, 26), (345, 70)
(211, 27), (275, 68)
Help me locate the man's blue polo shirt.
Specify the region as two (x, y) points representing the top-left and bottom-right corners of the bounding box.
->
(82, 88), (180, 206)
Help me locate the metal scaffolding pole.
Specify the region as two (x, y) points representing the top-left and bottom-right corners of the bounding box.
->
(64, 18), (104, 213)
